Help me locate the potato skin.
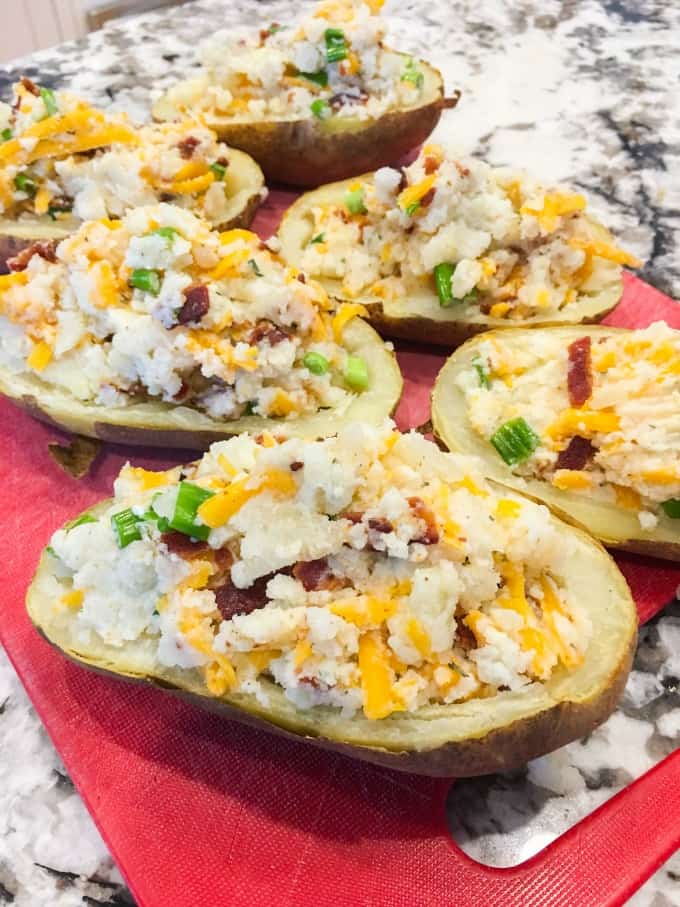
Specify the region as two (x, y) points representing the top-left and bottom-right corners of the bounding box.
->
(432, 326), (680, 561)
(153, 53), (457, 189)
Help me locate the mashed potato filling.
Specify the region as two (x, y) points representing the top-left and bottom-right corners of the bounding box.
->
(0, 79), (261, 227)
(164, 0), (425, 123)
(299, 144), (640, 319)
(0, 203), (362, 420)
(456, 323), (680, 528)
(46, 423), (591, 719)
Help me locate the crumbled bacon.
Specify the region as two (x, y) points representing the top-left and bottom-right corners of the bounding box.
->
(161, 531), (210, 559)
(454, 161), (470, 178)
(368, 517), (393, 534)
(343, 511), (364, 524)
(555, 435), (595, 471)
(408, 496), (440, 545)
(173, 380), (191, 402)
(214, 574), (271, 620)
(7, 240), (58, 272)
(329, 90), (368, 111)
(424, 156), (439, 175)
(290, 461), (304, 472)
(248, 320), (289, 345)
(177, 135), (200, 159)
(419, 187), (436, 208)
(297, 273), (306, 284)
(21, 77), (40, 96)
(456, 623), (477, 651)
(567, 336), (593, 407)
(177, 284), (210, 325)
(293, 558), (346, 592)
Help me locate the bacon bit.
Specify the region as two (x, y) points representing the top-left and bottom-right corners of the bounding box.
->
(397, 169), (408, 192)
(21, 76), (40, 96)
(177, 284), (210, 325)
(207, 547), (234, 588)
(343, 511), (364, 524)
(290, 461), (304, 472)
(368, 517), (393, 533)
(214, 574), (271, 620)
(424, 156), (439, 175)
(408, 496), (440, 545)
(299, 676), (321, 689)
(456, 623), (477, 651)
(162, 531), (210, 559)
(177, 135), (200, 159)
(160, 192), (176, 202)
(297, 273), (307, 284)
(419, 187), (436, 208)
(248, 320), (289, 345)
(329, 90), (368, 111)
(7, 240), (58, 272)
(173, 380), (191, 401)
(293, 558), (346, 592)
(555, 435), (595, 471)
(567, 336), (593, 407)
(215, 156), (229, 168)
(454, 161), (471, 178)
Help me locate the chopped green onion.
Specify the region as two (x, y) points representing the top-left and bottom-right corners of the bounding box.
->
(66, 513), (97, 531)
(401, 58), (424, 90)
(210, 161), (227, 180)
(325, 27), (348, 64)
(490, 418), (540, 466)
(40, 86), (58, 117)
(310, 99), (332, 120)
(345, 187), (367, 215)
(472, 355), (491, 388)
(310, 232), (325, 245)
(344, 355), (369, 391)
(151, 226), (179, 242)
(111, 508), (143, 548)
(303, 351), (329, 375)
(434, 262), (456, 306)
(405, 201), (420, 217)
(661, 499), (680, 519)
(265, 23), (284, 35)
(248, 258), (263, 277)
(1, 128), (12, 142)
(46, 545), (57, 558)
(297, 69), (329, 87)
(129, 268), (162, 296)
(244, 401), (257, 416)
(47, 203), (71, 220)
(170, 481), (215, 540)
(14, 171), (37, 197)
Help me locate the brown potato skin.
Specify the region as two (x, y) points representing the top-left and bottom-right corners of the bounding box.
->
(205, 97), (454, 188)
(36, 622), (634, 777)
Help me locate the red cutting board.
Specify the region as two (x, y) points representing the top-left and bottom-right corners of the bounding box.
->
(2, 191), (680, 907)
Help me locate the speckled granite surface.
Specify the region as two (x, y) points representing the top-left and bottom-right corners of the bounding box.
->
(1, 1), (679, 904)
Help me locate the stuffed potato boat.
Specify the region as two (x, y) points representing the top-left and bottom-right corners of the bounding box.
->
(433, 324), (680, 560)
(28, 422), (636, 776)
(0, 77), (265, 269)
(0, 203), (401, 448)
(278, 144), (640, 346)
(152, 0), (458, 187)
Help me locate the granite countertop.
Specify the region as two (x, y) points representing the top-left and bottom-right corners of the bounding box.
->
(1, 1), (679, 904)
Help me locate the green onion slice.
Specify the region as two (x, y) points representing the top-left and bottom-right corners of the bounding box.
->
(210, 161), (227, 180)
(325, 27), (348, 64)
(297, 69), (329, 87)
(661, 499), (680, 519)
(310, 233), (325, 245)
(303, 351), (329, 375)
(1, 128), (12, 142)
(310, 99), (332, 120)
(14, 171), (37, 197)
(170, 481), (215, 540)
(151, 226), (179, 242)
(401, 58), (424, 90)
(129, 268), (162, 296)
(111, 508), (143, 548)
(490, 417), (540, 466)
(248, 258), (263, 277)
(345, 187), (367, 215)
(434, 262), (456, 306)
(40, 86), (58, 117)
(344, 355), (369, 391)
(472, 355), (491, 388)
(405, 201), (420, 217)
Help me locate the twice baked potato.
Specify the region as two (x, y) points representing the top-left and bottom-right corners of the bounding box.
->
(433, 324), (680, 560)
(278, 145), (639, 346)
(0, 204), (401, 448)
(0, 78), (265, 269)
(152, 1), (458, 187)
(28, 422), (636, 776)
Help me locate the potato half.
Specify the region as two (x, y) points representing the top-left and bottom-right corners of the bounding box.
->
(0, 318), (402, 449)
(27, 488), (636, 778)
(0, 149), (265, 272)
(278, 179), (624, 346)
(153, 51), (457, 188)
(432, 326), (680, 561)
